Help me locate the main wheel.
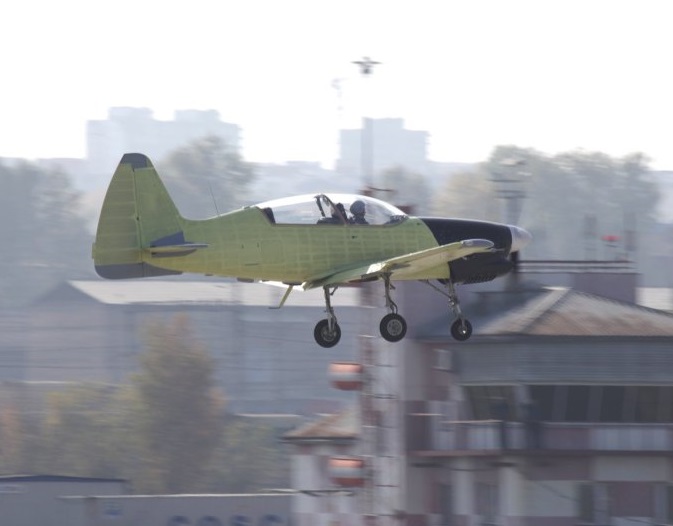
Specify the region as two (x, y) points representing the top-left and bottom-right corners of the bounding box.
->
(314, 319), (342, 348)
(450, 319), (472, 341)
(380, 313), (407, 342)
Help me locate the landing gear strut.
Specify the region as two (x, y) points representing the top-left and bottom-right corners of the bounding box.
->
(379, 274), (407, 342)
(446, 278), (472, 341)
(424, 279), (473, 341)
(314, 286), (341, 348)
(313, 277), (472, 347)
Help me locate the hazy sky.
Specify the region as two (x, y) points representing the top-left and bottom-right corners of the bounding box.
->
(2, 0), (672, 169)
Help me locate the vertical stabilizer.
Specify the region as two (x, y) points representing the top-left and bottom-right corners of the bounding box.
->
(93, 153), (184, 279)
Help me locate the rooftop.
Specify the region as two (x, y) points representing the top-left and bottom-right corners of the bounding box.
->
(44, 280), (362, 308)
(480, 287), (673, 337)
(284, 407), (357, 442)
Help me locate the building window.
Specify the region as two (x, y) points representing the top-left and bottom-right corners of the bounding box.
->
(634, 386), (660, 423)
(654, 483), (673, 525)
(529, 385), (555, 420)
(475, 482), (498, 525)
(577, 483), (609, 525)
(465, 386), (517, 420)
(566, 386), (592, 422)
(528, 385), (673, 423)
(439, 484), (452, 525)
(599, 386), (625, 422)
(434, 348), (453, 371)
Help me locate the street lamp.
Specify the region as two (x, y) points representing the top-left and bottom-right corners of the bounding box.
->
(352, 56), (381, 192)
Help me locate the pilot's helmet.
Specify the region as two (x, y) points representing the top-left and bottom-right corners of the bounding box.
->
(350, 200), (366, 216)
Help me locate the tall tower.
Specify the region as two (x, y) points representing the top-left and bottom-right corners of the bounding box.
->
(352, 56), (381, 192)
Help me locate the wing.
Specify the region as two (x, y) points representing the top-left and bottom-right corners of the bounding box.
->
(303, 239), (494, 290)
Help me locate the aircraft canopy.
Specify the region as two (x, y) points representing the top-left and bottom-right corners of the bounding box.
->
(254, 193), (408, 226)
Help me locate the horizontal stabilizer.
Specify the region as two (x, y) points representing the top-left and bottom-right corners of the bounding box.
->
(146, 243), (208, 257)
(146, 231), (208, 258)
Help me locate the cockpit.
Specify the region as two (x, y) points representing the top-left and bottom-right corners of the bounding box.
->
(253, 193), (408, 226)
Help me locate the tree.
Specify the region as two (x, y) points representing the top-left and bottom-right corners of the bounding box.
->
(432, 145), (660, 264)
(379, 166), (433, 215)
(0, 160), (91, 306)
(0, 403), (26, 473)
(512, 148), (659, 262)
(130, 315), (225, 493)
(159, 135), (257, 219)
(39, 384), (126, 478)
(201, 416), (289, 493)
(431, 167), (500, 222)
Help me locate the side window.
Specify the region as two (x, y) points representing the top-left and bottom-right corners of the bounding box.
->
(264, 202), (322, 224)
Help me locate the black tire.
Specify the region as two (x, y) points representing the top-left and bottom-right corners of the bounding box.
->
(380, 313), (407, 342)
(451, 319), (472, 341)
(314, 319), (341, 348)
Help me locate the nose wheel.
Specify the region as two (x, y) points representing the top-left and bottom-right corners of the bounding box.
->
(423, 278), (475, 342)
(451, 318), (472, 341)
(445, 278), (473, 341)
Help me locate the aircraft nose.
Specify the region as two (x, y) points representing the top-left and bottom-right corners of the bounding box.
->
(509, 225), (532, 252)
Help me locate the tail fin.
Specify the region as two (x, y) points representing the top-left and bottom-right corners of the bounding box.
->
(93, 153), (184, 279)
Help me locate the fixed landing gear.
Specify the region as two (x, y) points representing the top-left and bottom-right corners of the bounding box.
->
(424, 278), (473, 342)
(444, 279), (472, 341)
(380, 274), (407, 342)
(314, 278), (409, 347)
(314, 286), (341, 348)
(313, 276), (473, 347)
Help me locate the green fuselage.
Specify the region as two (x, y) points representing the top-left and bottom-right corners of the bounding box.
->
(151, 208), (445, 283)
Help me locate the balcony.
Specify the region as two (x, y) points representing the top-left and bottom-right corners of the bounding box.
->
(407, 416), (673, 456)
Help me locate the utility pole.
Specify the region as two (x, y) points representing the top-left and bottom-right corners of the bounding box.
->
(491, 158), (528, 225)
(352, 56), (380, 193)
(352, 55), (382, 525)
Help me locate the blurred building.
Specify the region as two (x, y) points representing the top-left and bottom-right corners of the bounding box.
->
(61, 493), (292, 526)
(0, 477), (291, 526)
(0, 475), (127, 526)
(337, 118), (430, 180)
(0, 280), (367, 414)
(85, 107), (241, 189)
(285, 272), (673, 525)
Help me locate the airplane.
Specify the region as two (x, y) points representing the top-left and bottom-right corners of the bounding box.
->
(93, 153), (532, 348)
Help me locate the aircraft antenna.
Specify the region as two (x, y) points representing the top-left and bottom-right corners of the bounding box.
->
(207, 182), (221, 216)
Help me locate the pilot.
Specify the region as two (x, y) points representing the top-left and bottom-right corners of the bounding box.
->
(349, 200), (368, 224)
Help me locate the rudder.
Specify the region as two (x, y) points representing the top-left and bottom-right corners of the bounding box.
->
(93, 153), (184, 279)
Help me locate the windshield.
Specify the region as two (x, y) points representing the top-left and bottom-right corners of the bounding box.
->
(254, 194), (408, 226)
